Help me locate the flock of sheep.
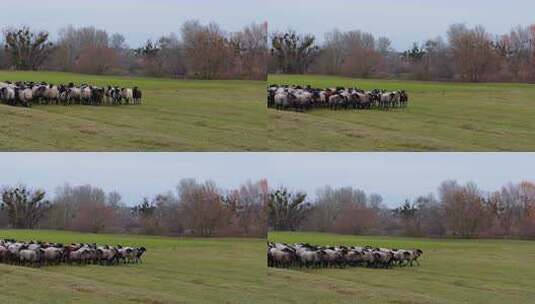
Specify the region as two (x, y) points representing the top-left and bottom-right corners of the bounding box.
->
(267, 85), (409, 112)
(0, 239), (146, 268)
(268, 242), (423, 269)
(0, 81), (143, 107)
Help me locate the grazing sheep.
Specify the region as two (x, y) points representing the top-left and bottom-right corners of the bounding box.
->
(268, 85), (409, 112)
(81, 86), (92, 104)
(44, 85), (59, 104)
(42, 247), (64, 265)
(97, 247), (118, 265)
(69, 87), (82, 103)
(273, 92), (291, 110)
(0, 239), (147, 268)
(1, 80), (144, 108)
(133, 87), (143, 104)
(0, 87), (16, 105)
(268, 247), (295, 268)
(268, 242), (424, 270)
(0, 245), (8, 263)
(110, 87), (123, 104)
(134, 247), (147, 263)
(16, 87), (33, 107)
(19, 249), (43, 267)
(407, 249), (423, 266)
(121, 88), (133, 105)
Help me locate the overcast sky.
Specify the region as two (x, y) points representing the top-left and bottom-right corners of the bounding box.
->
(1, 153), (534, 207)
(0, 0), (266, 48)
(1, 1), (533, 50)
(266, 0), (535, 49)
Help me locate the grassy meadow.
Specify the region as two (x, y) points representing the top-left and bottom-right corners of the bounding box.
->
(267, 231), (535, 304)
(0, 230), (265, 304)
(0, 71), (266, 151)
(268, 74), (535, 151)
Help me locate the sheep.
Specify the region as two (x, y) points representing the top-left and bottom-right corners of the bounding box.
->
(0, 239), (146, 268)
(1, 81), (143, 108)
(321, 248), (342, 267)
(117, 246), (137, 264)
(0, 87), (16, 105)
(110, 87), (123, 104)
(407, 249), (423, 266)
(18, 249), (43, 267)
(97, 247), (118, 265)
(0, 245), (8, 263)
(268, 242), (424, 270)
(268, 85), (408, 112)
(68, 248), (87, 264)
(44, 85), (59, 104)
(274, 92), (294, 110)
(342, 248), (364, 267)
(393, 249), (410, 266)
(328, 94), (346, 110)
(133, 87), (143, 104)
(17, 87), (33, 107)
(399, 90), (409, 107)
(81, 86), (92, 104)
(41, 247), (64, 265)
(68, 87), (82, 103)
(121, 88), (133, 105)
(297, 249), (322, 268)
(268, 247), (294, 268)
(134, 247), (146, 263)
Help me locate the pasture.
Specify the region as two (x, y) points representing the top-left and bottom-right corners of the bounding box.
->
(268, 74), (535, 151)
(267, 231), (535, 304)
(0, 230), (265, 304)
(0, 71), (266, 151)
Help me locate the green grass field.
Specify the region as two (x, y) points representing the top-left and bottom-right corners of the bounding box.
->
(0, 71), (266, 151)
(268, 74), (535, 151)
(0, 230), (265, 304)
(267, 232), (535, 304)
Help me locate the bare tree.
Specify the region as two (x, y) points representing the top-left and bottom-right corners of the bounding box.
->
(110, 33), (128, 52)
(55, 26), (109, 71)
(3, 26), (54, 70)
(181, 20), (231, 79)
(316, 30), (346, 75)
(0, 37), (6, 69)
(496, 24), (535, 82)
(439, 181), (488, 238)
(178, 179), (227, 237)
(314, 30), (386, 77)
(158, 34), (187, 77)
(132, 197), (160, 234)
(271, 30), (319, 74)
(268, 188), (310, 231)
(415, 194), (446, 237)
(224, 180), (268, 237)
(229, 23), (268, 80)
(73, 46), (119, 74)
(448, 24), (496, 81)
(1, 185), (50, 229)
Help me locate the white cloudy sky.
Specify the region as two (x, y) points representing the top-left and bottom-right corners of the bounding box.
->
(1, 153), (534, 207)
(1, 1), (533, 49)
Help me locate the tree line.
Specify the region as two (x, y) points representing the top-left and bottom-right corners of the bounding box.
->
(0, 179), (267, 238)
(0, 21), (268, 80)
(268, 180), (535, 239)
(269, 23), (535, 83)
(4, 178), (534, 239)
